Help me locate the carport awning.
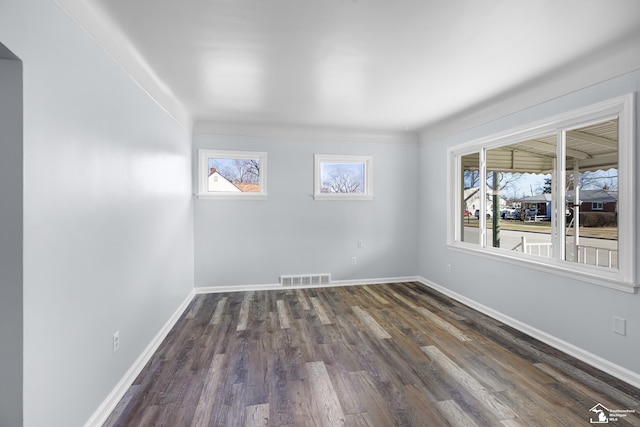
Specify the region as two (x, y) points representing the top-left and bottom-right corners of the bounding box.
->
(461, 119), (618, 174)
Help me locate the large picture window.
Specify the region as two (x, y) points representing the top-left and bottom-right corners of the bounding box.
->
(197, 149), (267, 199)
(448, 95), (635, 292)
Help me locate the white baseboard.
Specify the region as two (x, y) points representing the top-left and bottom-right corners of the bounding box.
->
(195, 276), (420, 294)
(83, 289), (196, 427)
(415, 276), (640, 389)
(332, 276), (420, 287)
(195, 282), (280, 294)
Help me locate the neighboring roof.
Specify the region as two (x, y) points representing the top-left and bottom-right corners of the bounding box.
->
(567, 189), (618, 203)
(518, 194), (552, 203)
(234, 183), (260, 193)
(518, 189), (618, 204)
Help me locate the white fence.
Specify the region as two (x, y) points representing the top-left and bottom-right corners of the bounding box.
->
(511, 236), (553, 258)
(577, 245), (617, 269)
(511, 236), (617, 269)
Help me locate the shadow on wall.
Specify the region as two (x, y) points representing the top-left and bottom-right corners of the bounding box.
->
(0, 41), (24, 427)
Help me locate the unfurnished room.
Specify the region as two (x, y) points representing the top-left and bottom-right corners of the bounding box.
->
(1, 1), (640, 426)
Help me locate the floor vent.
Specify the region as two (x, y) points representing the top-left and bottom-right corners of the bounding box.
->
(280, 274), (331, 287)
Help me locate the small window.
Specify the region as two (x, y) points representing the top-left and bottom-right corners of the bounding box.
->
(592, 202), (604, 211)
(314, 154), (373, 200)
(197, 149), (267, 199)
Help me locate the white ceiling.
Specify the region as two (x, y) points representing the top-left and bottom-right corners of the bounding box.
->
(55, 0), (640, 136)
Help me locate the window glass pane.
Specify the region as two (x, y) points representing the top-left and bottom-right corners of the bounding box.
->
(564, 118), (618, 269)
(486, 134), (556, 255)
(320, 162), (365, 194)
(207, 157), (261, 193)
(313, 154), (373, 200)
(461, 153), (480, 245)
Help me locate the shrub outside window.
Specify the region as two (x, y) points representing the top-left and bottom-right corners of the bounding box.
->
(448, 95), (635, 292)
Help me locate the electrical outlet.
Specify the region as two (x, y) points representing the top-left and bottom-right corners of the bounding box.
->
(447, 264), (452, 273)
(113, 331), (120, 352)
(357, 240), (363, 248)
(613, 316), (626, 336)
(352, 257), (357, 265)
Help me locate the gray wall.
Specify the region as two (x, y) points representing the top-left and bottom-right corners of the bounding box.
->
(419, 70), (640, 378)
(1, 0), (195, 425)
(194, 132), (419, 287)
(0, 46), (23, 427)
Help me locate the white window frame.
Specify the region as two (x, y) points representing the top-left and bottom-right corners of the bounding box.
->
(313, 154), (374, 200)
(447, 94), (636, 293)
(591, 202), (604, 211)
(197, 149), (267, 200)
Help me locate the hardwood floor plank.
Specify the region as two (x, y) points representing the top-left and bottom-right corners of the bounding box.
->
(422, 345), (517, 421)
(310, 296), (332, 325)
(436, 399), (480, 427)
(415, 306), (472, 342)
(402, 284), (468, 322)
(277, 299), (291, 329)
(295, 289), (311, 311)
(246, 339), (270, 406)
(322, 364), (360, 416)
(286, 379), (315, 426)
(215, 382), (248, 426)
(192, 353), (227, 427)
(237, 291), (255, 331)
(343, 413), (372, 427)
(347, 370), (397, 426)
(388, 290), (417, 308)
(350, 306), (392, 339)
(305, 361), (346, 427)
(360, 284), (391, 305)
(267, 349), (296, 426)
(403, 384), (450, 427)
(210, 296), (228, 325)
(245, 403), (269, 427)
(185, 296), (204, 319)
(500, 420), (526, 427)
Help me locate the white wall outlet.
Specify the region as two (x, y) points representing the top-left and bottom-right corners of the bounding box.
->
(613, 316), (626, 336)
(113, 331), (120, 352)
(357, 240), (363, 248)
(352, 257), (357, 265)
(447, 264), (452, 273)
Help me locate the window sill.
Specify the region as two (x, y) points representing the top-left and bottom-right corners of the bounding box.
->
(196, 193), (268, 200)
(446, 242), (638, 294)
(313, 194), (375, 201)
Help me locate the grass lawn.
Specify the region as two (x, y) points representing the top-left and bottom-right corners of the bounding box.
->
(462, 217), (618, 239)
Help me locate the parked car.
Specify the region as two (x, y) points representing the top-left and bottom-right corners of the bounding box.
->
(500, 207), (520, 220)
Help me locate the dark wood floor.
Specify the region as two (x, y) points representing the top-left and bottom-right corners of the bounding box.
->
(104, 282), (640, 426)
